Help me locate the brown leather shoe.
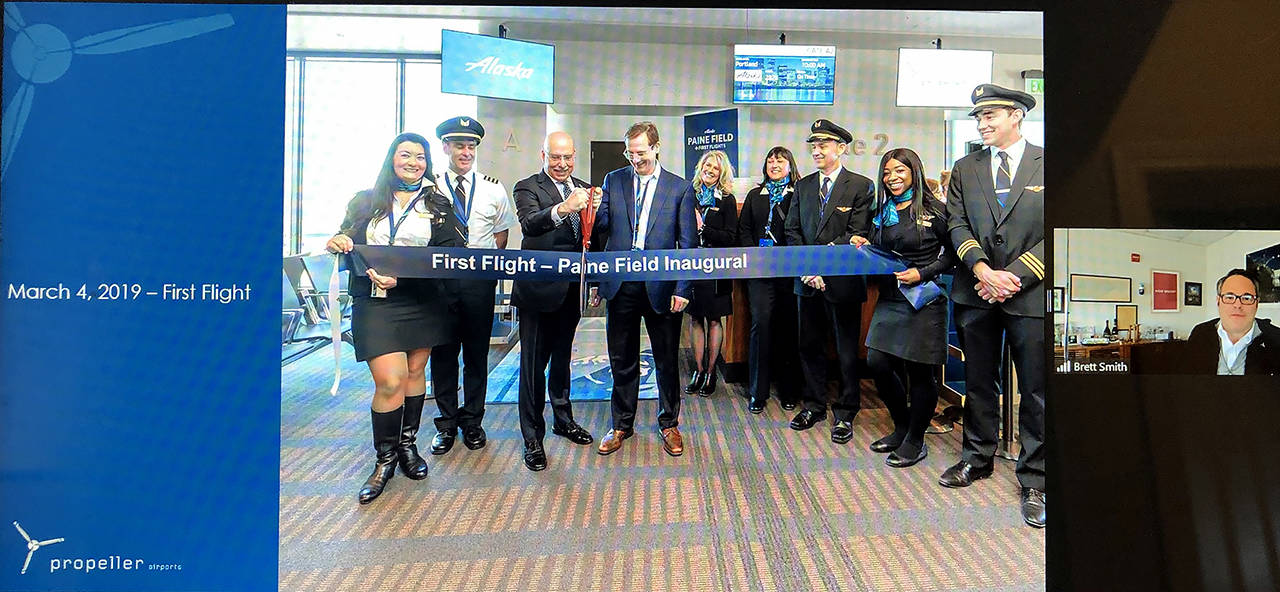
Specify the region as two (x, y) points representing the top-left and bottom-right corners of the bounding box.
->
(660, 427), (684, 457)
(597, 429), (632, 456)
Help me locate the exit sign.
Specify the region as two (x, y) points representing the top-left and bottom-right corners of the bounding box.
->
(1025, 78), (1045, 94)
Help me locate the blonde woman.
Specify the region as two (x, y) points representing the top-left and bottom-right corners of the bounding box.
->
(685, 150), (738, 396)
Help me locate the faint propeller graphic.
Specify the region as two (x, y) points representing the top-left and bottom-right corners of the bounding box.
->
(13, 521), (63, 575)
(2, 4), (234, 175)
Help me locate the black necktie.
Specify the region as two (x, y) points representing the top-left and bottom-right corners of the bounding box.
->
(996, 151), (1012, 209)
(453, 174), (469, 242)
(562, 182), (580, 239)
(820, 176), (831, 218)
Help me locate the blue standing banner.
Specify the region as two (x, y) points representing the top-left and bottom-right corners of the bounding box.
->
(683, 108), (738, 180)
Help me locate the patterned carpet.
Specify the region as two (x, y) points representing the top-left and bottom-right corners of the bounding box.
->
(281, 361), (1045, 591)
(487, 317), (658, 403)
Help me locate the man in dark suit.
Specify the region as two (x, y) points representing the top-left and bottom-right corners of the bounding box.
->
(589, 121), (697, 458)
(1183, 268), (1280, 375)
(510, 131), (597, 471)
(783, 119), (874, 445)
(941, 83), (1047, 529)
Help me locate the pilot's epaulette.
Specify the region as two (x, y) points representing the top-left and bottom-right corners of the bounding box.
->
(482, 174), (499, 184)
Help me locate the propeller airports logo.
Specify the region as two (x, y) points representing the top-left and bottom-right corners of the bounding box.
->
(2, 3), (235, 175)
(12, 522), (63, 575)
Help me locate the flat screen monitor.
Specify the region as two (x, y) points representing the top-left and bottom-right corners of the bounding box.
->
(733, 44), (836, 105)
(896, 48), (994, 107)
(441, 29), (554, 103)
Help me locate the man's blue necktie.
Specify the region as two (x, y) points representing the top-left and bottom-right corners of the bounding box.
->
(995, 151), (1012, 209)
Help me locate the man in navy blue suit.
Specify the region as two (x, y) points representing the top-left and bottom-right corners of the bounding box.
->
(589, 121), (697, 458)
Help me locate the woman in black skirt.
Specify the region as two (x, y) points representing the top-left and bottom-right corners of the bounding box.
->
(685, 150), (738, 396)
(325, 132), (463, 503)
(737, 146), (803, 414)
(851, 148), (953, 468)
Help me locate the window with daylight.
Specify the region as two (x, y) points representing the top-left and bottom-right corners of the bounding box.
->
(283, 56), (478, 255)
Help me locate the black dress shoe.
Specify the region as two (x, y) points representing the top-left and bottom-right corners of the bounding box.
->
(780, 399), (798, 411)
(748, 398), (766, 414)
(938, 460), (993, 488)
(430, 429), (456, 455)
(789, 408), (826, 430)
(551, 422), (594, 445)
(462, 426), (487, 450)
(685, 371), (704, 394)
(698, 369), (717, 396)
(1021, 487), (1046, 528)
(831, 420), (853, 444)
(886, 443), (928, 468)
(523, 441), (547, 472)
(869, 432), (905, 454)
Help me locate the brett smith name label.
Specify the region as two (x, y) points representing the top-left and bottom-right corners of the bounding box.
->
(1057, 359), (1130, 373)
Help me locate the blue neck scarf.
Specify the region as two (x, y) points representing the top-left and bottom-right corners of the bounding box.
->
(396, 177), (423, 192)
(873, 188), (914, 228)
(764, 176), (790, 207)
(696, 184), (717, 208)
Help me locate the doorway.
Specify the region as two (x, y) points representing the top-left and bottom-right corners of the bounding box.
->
(590, 141), (628, 187)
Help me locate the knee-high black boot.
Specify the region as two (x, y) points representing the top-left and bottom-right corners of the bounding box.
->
(358, 407), (402, 504)
(397, 394), (430, 480)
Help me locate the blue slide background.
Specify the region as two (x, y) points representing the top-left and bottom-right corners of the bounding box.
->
(1, 3), (283, 590)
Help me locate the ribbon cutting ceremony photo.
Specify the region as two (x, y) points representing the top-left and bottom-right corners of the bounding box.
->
(279, 7), (1045, 591)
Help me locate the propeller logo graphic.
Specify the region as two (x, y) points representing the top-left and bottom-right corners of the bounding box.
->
(2, 4), (234, 175)
(13, 521), (63, 575)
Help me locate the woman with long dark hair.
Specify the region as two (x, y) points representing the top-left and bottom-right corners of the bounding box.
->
(325, 132), (464, 503)
(851, 147), (953, 467)
(685, 150), (738, 396)
(736, 146), (803, 414)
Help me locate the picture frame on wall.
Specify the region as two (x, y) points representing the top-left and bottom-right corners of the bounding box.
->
(1049, 286), (1065, 313)
(1151, 269), (1180, 312)
(1185, 281), (1202, 306)
(1245, 243), (1280, 303)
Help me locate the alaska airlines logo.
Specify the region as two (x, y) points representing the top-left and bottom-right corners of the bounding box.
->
(13, 521), (63, 575)
(464, 56), (534, 80)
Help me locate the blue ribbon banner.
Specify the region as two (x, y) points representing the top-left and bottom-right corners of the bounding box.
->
(349, 244), (945, 308)
(350, 244), (901, 281)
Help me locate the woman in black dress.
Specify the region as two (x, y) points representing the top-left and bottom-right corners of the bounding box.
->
(736, 146), (803, 414)
(851, 148), (953, 467)
(685, 150), (738, 396)
(325, 132), (463, 503)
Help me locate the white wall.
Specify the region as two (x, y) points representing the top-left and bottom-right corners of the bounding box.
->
(536, 42), (1041, 188)
(1054, 229), (1208, 339)
(1204, 231), (1280, 322)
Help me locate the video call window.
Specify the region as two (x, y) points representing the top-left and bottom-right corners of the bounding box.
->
(1053, 228), (1280, 375)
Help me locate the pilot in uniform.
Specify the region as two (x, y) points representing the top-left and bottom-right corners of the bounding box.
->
(940, 84), (1047, 529)
(427, 116), (518, 455)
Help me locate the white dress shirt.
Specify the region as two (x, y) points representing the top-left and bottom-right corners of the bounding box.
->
(439, 169), (517, 249)
(549, 178), (575, 225)
(990, 137), (1028, 187)
(818, 168), (843, 200)
(1217, 320), (1259, 373)
(633, 163), (661, 249)
(365, 193), (435, 247)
